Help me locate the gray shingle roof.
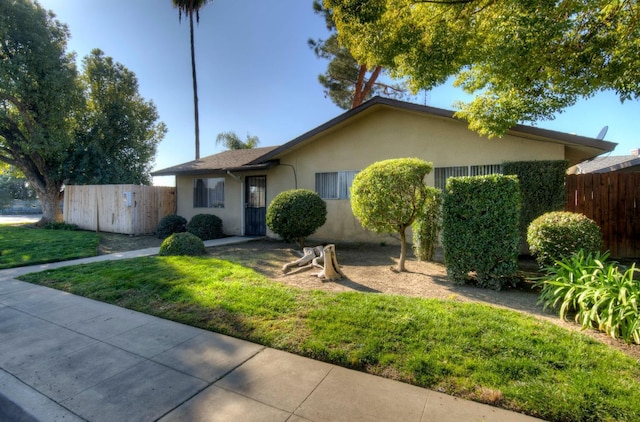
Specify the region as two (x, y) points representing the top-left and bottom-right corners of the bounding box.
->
(151, 146), (279, 176)
(575, 154), (640, 173)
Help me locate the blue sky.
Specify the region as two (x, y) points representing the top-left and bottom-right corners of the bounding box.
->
(38, 0), (640, 185)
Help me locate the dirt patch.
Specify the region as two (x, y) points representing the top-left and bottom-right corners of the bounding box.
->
(97, 232), (163, 255)
(97, 234), (640, 360)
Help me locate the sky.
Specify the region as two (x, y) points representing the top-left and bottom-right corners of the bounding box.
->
(37, 0), (640, 186)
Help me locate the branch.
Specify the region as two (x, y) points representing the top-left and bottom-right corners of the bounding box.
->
(352, 65), (368, 108)
(360, 65), (383, 101)
(0, 92), (36, 136)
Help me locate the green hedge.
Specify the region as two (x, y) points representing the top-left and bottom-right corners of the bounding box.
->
(187, 213), (223, 241)
(412, 187), (442, 261)
(502, 160), (567, 249)
(527, 211), (602, 267)
(266, 189), (326, 248)
(442, 174), (520, 289)
(159, 232), (206, 256)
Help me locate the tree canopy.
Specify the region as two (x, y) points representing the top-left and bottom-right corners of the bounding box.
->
(309, 0), (407, 109)
(0, 0), (165, 223)
(325, 0), (640, 136)
(350, 157), (433, 272)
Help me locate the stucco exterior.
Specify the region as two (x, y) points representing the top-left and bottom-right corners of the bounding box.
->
(156, 97), (616, 245)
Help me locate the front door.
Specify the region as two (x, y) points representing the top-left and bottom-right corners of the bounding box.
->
(245, 176), (266, 236)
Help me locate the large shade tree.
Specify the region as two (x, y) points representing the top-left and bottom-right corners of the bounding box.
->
(325, 0), (640, 136)
(0, 0), (166, 224)
(173, 0), (211, 160)
(309, 0), (407, 109)
(65, 50), (166, 185)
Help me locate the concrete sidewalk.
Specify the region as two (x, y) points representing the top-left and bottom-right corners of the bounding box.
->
(0, 239), (543, 421)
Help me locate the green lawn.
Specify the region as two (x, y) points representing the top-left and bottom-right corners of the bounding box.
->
(20, 255), (640, 422)
(0, 224), (99, 269)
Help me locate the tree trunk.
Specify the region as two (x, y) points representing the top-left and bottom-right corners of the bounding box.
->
(352, 65), (383, 109)
(189, 12), (200, 160)
(316, 244), (345, 281)
(38, 183), (63, 225)
(398, 228), (407, 272)
(351, 64), (367, 108)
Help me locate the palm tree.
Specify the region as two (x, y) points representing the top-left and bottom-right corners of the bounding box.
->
(215, 131), (260, 150)
(173, 0), (210, 160)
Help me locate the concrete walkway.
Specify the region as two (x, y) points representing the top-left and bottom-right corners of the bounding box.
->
(0, 237), (543, 421)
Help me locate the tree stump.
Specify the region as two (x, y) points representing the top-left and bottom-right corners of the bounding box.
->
(282, 246), (324, 273)
(312, 244), (345, 281)
(282, 244), (345, 280)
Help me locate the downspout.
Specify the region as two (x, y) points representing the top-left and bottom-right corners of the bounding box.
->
(226, 171), (244, 235)
(278, 163), (298, 189)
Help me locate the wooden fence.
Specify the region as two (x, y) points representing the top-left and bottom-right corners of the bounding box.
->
(566, 173), (640, 258)
(64, 185), (176, 235)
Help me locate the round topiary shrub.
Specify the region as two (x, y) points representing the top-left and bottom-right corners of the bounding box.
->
(266, 189), (327, 248)
(187, 213), (223, 240)
(156, 214), (187, 239)
(527, 211), (602, 267)
(158, 232), (206, 256)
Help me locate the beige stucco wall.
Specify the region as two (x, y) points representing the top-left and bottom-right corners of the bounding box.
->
(176, 105), (566, 242)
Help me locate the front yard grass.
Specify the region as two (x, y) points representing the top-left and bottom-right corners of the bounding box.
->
(19, 255), (640, 422)
(0, 225), (99, 269)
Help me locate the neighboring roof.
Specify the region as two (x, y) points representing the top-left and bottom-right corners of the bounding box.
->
(573, 153), (640, 174)
(153, 97), (618, 176)
(151, 146), (279, 176)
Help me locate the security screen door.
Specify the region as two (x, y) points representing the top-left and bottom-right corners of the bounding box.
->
(245, 176), (266, 236)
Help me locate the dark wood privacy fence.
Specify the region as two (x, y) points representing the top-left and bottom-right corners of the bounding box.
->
(566, 173), (640, 258)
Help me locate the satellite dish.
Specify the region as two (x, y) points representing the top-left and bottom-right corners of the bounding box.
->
(596, 125), (608, 140)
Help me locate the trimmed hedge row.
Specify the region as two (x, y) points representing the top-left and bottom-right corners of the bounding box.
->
(442, 174), (520, 290)
(156, 213), (224, 241)
(502, 160), (567, 248)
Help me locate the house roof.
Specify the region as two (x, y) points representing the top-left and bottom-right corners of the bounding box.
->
(152, 97), (618, 176)
(151, 146), (279, 176)
(573, 153), (640, 174)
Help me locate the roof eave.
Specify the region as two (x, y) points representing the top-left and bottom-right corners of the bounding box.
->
(248, 97), (617, 165)
(151, 160), (279, 177)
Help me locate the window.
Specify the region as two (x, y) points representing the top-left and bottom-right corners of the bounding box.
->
(193, 177), (224, 208)
(434, 164), (502, 191)
(315, 171), (359, 199)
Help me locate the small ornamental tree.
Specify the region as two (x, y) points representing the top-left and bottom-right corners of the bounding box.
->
(351, 158), (433, 272)
(266, 189), (327, 248)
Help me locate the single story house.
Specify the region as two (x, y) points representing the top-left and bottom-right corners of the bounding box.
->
(152, 97), (616, 243)
(569, 148), (640, 174)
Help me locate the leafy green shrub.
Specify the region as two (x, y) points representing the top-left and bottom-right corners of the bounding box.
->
(527, 211), (602, 267)
(187, 213), (223, 240)
(158, 232), (206, 256)
(442, 174), (520, 289)
(412, 187), (442, 261)
(503, 160), (568, 249)
(266, 189), (326, 248)
(351, 158), (433, 272)
(43, 222), (78, 230)
(156, 214), (187, 239)
(536, 250), (640, 344)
